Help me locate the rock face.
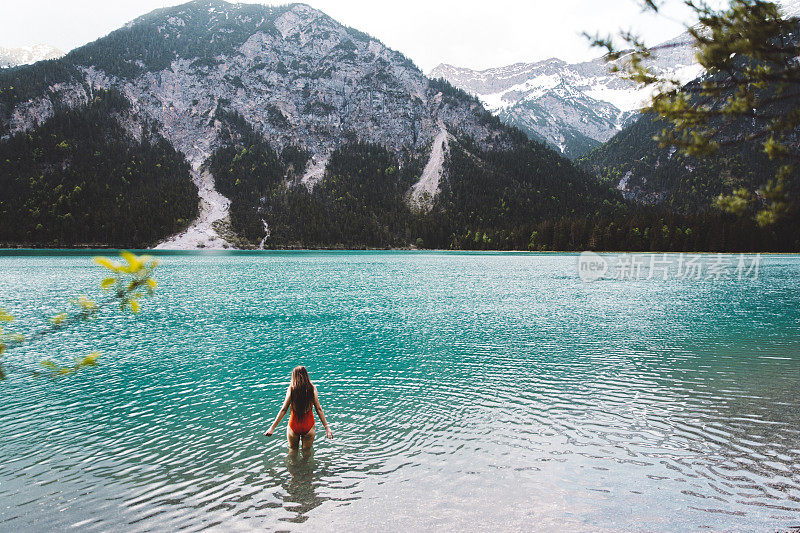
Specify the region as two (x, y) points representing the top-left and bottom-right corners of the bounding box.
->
(408, 124), (450, 211)
(2, 1), (510, 159)
(153, 166), (232, 249)
(430, 32), (702, 158)
(0, 44), (63, 68)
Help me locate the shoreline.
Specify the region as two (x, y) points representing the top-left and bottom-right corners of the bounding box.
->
(0, 247), (797, 255)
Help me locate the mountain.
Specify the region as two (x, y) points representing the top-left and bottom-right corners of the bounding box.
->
(577, 113), (791, 211)
(578, 78), (800, 216)
(0, 44), (63, 68)
(0, 0), (615, 249)
(430, 32), (702, 159)
(576, 1), (800, 213)
(431, 0), (800, 160)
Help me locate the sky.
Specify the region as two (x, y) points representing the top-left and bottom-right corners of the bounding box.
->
(0, 0), (714, 72)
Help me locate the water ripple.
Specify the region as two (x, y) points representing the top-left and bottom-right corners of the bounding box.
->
(0, 252), (799, 531)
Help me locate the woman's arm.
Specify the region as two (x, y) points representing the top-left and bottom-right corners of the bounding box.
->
(313, 386), (333, 439)
(264, 387), (292, 436)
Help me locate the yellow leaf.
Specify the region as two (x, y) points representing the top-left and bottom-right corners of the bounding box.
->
(146, 278), (157, 289)
(101, 277), (117, 289)
(94, 256), (123, 272)
(80, 352), (101, 366)
(41, 361), (58, 370)
(0, 307), (13, 322)
(57, 368), (73, 376)
(120, 250), (138, 264)
(129, 300), (140, 314)
(51, 313), (68, 326)
(0, 343), (5, 355)
(120, 251), (144, 274)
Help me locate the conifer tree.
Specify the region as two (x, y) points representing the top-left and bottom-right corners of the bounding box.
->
(588, 0), (800, 225)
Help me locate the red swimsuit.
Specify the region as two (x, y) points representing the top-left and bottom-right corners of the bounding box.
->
(289, 408), (314, 435)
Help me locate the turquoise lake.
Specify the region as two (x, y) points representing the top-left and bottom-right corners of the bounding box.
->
(1, 251), (799, 531)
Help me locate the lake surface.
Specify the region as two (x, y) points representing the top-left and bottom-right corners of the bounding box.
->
(1, 251), (799, 532)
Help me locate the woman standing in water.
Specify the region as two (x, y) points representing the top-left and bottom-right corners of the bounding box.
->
(265, 366), (333, 449)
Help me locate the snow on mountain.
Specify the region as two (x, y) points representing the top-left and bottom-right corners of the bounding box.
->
(430, 31), (702, 158)
(783, 0), (800, 16)
(0, 44), (63, 68)
(433, 0), (800, 158)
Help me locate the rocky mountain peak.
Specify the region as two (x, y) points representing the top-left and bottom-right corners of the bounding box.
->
(0, 44), (63, 68)
(429, 25), (707, 158)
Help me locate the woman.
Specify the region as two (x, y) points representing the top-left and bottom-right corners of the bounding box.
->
(264, 366), (333, 450)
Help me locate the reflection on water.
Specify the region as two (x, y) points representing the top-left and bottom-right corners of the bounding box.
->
(0, 252), (799, 531)
(281, 449), (323, 522)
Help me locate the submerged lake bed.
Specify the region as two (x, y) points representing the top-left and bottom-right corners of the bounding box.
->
(1, 251), (799, 531)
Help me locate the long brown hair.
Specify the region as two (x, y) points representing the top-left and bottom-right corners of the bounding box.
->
(289, 366), (314, 415)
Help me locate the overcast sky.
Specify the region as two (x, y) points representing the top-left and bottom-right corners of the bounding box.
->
(1, 0), (719, 72)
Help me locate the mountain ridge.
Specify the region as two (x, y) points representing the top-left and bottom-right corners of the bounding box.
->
(430, 30), (701, 158)
(431, 0), (800, 158)
(2, 2), (515, 158)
